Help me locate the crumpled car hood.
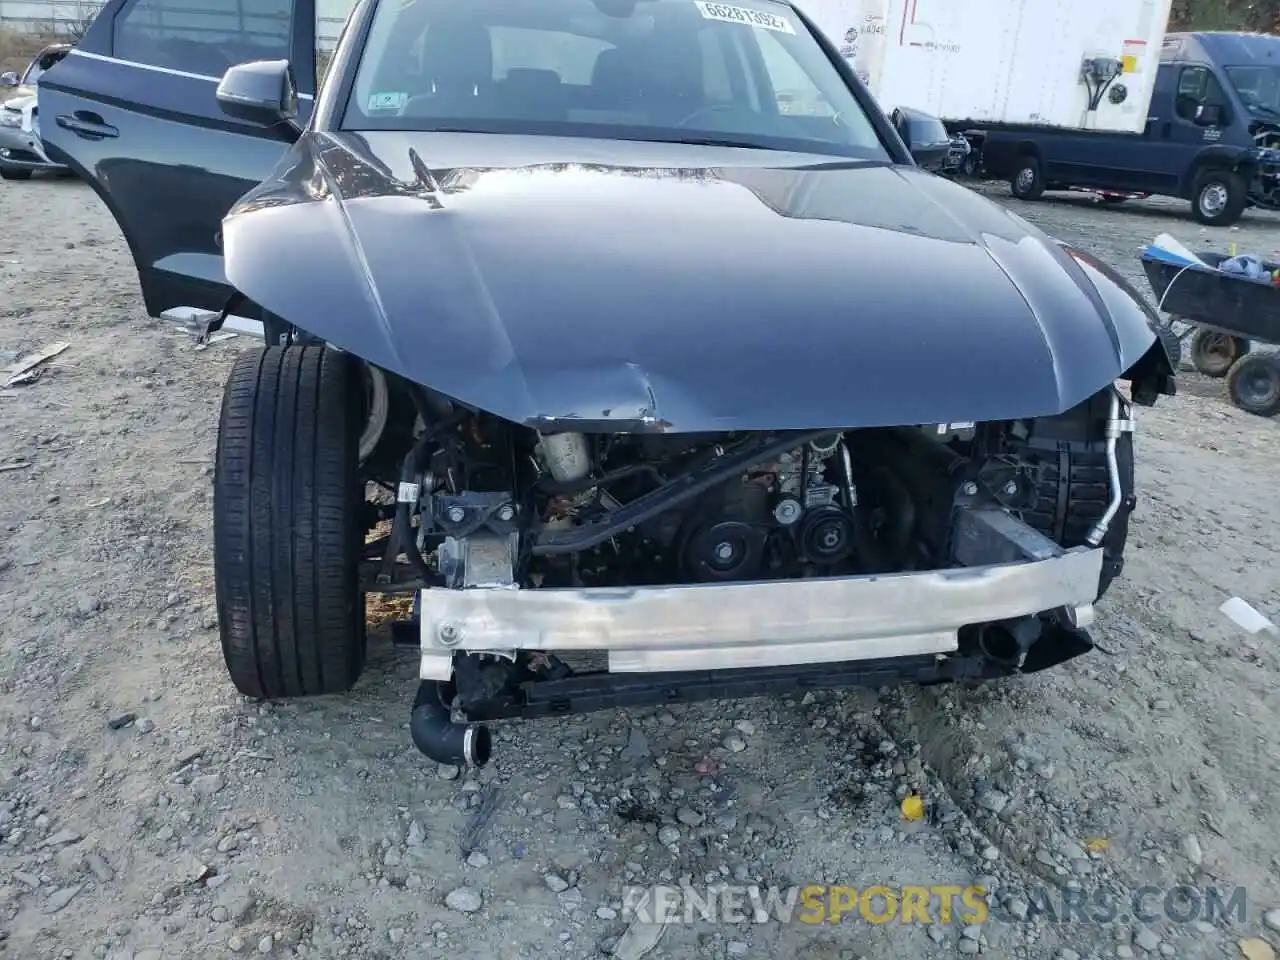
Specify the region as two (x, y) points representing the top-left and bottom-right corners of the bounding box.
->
(224, 131), (1163, 432)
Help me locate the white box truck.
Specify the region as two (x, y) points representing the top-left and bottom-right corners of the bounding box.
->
(795, 1), (1280, 226)
(801, 0), (1173, 134)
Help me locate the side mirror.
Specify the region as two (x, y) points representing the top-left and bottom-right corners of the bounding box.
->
(216, 60), (298, 127)
(891, 105), (951, 172)
(1195, 102), (1225, 127)
(0, 72), (19, 87)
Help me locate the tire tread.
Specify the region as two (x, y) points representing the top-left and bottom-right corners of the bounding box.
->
(214, 345), (364, 699)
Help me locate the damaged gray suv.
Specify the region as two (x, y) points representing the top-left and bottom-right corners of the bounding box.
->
(39, 0), (1175, 767)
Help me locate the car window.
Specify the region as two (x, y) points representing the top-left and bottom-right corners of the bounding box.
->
(113, 0), (293, 78)
(756, 26), (833, 117)
(342, 0), (888, 159)
(1226, 65), (1280, 117)
(1174, 65), (1228, 121)
(21, 61), (46, 86)
(490, 26), (610, 85)
(22, 49), (66, 86)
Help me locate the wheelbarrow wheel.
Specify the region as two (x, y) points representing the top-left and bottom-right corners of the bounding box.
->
(1189, 329), (1250, 378)
(1226, 354), (1280, 417)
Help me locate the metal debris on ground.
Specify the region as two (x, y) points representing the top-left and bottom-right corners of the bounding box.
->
(459, 784), (502, 856)
(5, 342), (70, 386)
(193, 331), (238, 352)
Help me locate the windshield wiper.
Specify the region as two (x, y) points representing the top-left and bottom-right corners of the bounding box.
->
(644, 136), (780, 150)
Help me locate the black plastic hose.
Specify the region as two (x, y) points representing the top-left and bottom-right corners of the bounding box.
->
(409, 681), (492, 767)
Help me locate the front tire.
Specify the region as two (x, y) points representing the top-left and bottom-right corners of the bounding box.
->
(1226, 353), (1280, 417)
(1190, 168), (1247, 226)
(0, 167), (32, 181)
(214, 345), (366, 699)
(1189, 328), (1250, 378)
(1010, 155), (1045, 200)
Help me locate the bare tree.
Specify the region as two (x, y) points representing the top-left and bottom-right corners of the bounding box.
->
(61, 2), (104, 42)
(28, 2), (103, 45)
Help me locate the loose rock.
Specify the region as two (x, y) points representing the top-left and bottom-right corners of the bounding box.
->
(40, 828), (82, 848)
(1181, 833), (1204, 866)
(44, 884), (83, 914)
(544, 873), (570, 893)
(445, 886), (483, 913)
(1134, 928), (1161, 952)
(613, 919), (668, 960)
(1239, 939), (1277, 960)
(85, 852), (114, 882)
(975, 790), (1009, 814)
(676, 807), (705, 827)
(191, 774), (225, 797)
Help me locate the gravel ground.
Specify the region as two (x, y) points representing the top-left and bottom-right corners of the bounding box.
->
(1, 177), (1278, 960)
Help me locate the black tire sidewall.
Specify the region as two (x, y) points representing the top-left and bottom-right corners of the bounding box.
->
(0, 167), (32, 180)
(1227, 354), (1280, 417)
(214, 345), (366, 699)
(1011, 155), (1044, 200)
(1191, 169), (1247, 226)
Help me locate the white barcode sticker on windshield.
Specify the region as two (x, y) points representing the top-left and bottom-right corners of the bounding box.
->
(367, 91), (408, 111)
(693, 1), (795, 33)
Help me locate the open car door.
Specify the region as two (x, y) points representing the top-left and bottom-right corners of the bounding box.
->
(39, 0), (318, 332)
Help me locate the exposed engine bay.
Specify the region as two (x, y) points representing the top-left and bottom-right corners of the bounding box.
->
(368, 387), (1124, 596)
(352, 381), (1131, 768)
(1247, 126), (1280, 210)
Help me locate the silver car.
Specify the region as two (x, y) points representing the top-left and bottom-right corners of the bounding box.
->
(0, 43), (72, 180)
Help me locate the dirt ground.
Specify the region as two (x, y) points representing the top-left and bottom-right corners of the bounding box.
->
(1, 176), (1278, 960)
